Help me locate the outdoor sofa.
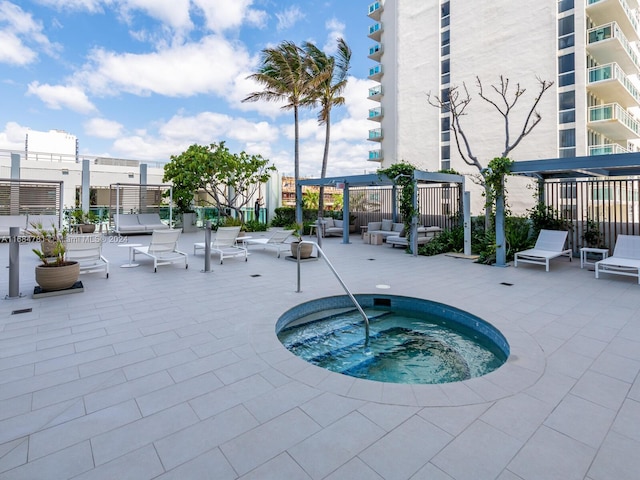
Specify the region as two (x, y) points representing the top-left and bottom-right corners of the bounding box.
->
(114, 213), (170, 235)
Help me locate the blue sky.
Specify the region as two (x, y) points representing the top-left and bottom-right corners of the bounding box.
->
(0, 0), (377, 177)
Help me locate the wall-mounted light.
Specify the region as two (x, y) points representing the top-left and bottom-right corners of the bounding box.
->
(128, 172), (134, 178)
(62, 169), (69, 175)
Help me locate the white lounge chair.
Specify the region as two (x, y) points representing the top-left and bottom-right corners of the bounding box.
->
(65, 233), (109, 278)
(193, 226), (247, 264)
(514, 229), (572, 272)
(595, 235), (640, 284)
(132, 229), (188, 272)
(245, 229), (294, 258)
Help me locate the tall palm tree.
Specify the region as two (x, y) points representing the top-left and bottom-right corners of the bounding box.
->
(242, 41), (312, 220)
(303, 38), (352, 217)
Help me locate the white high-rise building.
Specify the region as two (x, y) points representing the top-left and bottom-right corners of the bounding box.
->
(366, 0), (640, 212)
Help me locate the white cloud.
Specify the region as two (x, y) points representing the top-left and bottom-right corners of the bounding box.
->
(0, 1), (60, 65)
(84, 117), (124, 138)
(35, 0), (105, 13)
(323, 18), (345, 54)
(77, 35), (252, 98)
(27, 82), (97, 114)
(105, 110), (279, 161)
(193, 0), (266, 32)
(275, 5), (305, 31)
(0, 121), (28, 150)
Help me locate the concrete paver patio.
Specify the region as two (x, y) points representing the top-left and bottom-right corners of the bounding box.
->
(1, 230), (639, 479)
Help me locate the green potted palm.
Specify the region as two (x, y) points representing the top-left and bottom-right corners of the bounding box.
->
(28, 223), (79, 292)
(289, 222), (312, 259)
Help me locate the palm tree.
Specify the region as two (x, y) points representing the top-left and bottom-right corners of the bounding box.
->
(242, 41), (312, 220)
(303, 38), (352, 217)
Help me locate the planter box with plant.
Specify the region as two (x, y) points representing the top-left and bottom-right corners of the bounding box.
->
(28, 223), (80, 292)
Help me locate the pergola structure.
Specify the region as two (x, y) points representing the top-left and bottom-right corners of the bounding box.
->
(495, 152), (640, 266)
(296, 170), (470, 256)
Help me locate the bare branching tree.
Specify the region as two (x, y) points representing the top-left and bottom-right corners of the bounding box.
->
(427, 75), (553, 228)
(427, 75), (553, 174)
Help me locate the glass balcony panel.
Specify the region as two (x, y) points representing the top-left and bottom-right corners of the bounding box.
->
(589, 144), (629, 155)
(588, 103), (640, 139)
(368, 64), (383, 81)
(368, 22), (383, 41)
(368, 128), (383, 141)
(587, 62), (640, 107)
(587, 22), (640, 73)
(368, 86), (383, 100)
(368, 107), (383, 121)
(368, 1), (382, 20)
(368, 43), (383, 61)
(368, 149), (383, 161)
(587, 0), (640, 42)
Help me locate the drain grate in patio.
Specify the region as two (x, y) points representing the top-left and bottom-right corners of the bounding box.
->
(250, 274), (261, 277)
(500, 282), (514, 286)
(11, 308), (32, 315)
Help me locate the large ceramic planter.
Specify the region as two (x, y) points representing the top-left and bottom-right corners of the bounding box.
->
(79, 224), (96, 233)
(290, 241), (313, 259)
(35, 261), (80, 292)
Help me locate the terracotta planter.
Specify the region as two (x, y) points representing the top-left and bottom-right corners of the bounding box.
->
(290, 241), (313, 259)
(35, 261), (80, 292)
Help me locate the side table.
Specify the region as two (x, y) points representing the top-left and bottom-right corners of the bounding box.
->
(118, 243), (142, 268)
(580, 247), (608, 269)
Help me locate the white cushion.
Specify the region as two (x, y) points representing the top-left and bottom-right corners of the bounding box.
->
(381, 219), (393, 231)
(392, 223), (404, 232)
(323, 217), (334, 228)
(367, 222), (382, 231)
(334, 219), (343, 228)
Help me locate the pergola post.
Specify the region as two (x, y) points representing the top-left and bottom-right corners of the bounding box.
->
(342, 182), (350, 244)
(494, 175), (507, 267)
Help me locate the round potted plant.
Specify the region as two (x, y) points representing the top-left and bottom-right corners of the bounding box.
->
(28, 223), (80, 291)
(290, 223), (313, 259)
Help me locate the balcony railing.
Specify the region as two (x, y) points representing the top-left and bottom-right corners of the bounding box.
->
(368, 1), (383, 21)
(368, 22), (383, 41)
(587, 62), (640, 107)
(368, 85), (383, 101)
(368, 64), (383, 81)
(368, 149), (383, 161)
(588, 102), (640, 139)
(587, 22), (640, 73)
(368, 43), (383, 60)
(589, 144), (629, 155)
(368, 107), (383, 121)
(587, 0), (640, 42)
(368, 128), (383, 141)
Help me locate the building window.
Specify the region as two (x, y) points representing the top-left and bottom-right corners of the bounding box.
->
(441, 145), (450, 160)
(558, 15), (574, 49)
(558, 0), (574, 13)
(441, 58), (450, 85)
(560, 128), (575, 147)
(558, 53), (575, 87)
(558, 91), (575, 124)
(441, 29), (450, 57)
(441, 1), (450, 27)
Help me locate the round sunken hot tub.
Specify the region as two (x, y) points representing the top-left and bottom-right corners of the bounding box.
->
(277, 294), (509, 385)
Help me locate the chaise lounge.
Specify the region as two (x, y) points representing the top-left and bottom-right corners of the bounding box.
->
(514, 229), (572, 272)
(595, 234), (640, 284)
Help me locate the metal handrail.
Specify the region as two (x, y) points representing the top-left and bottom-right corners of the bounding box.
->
(294, 240), (370, 346)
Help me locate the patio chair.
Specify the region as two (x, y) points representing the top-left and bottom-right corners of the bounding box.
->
(65, 233), (109, 278)
(514, 229), (572, 272)
(193, 226), (247, 264)
(595, 234), (640, 284)
(132, 229), (188, 272)
(245, 229), (294, 258)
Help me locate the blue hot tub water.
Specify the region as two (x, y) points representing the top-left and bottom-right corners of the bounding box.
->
(277, 295), (509, 385)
